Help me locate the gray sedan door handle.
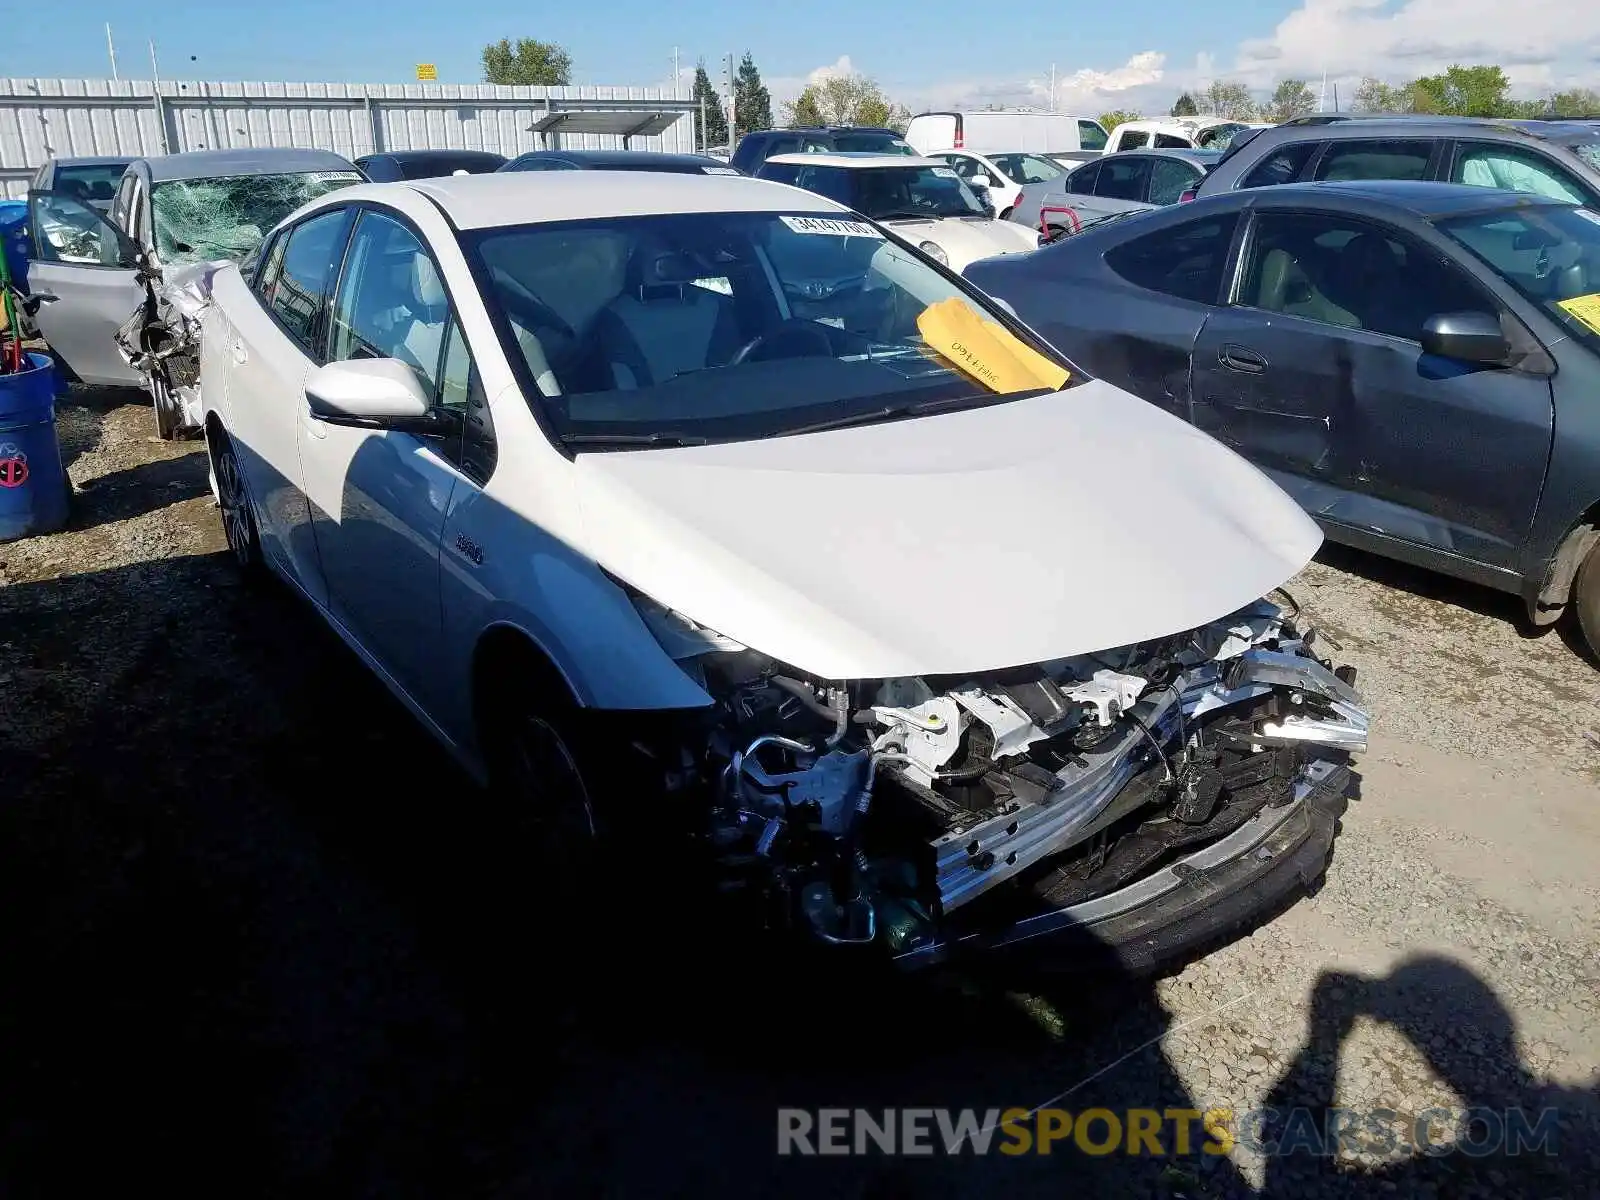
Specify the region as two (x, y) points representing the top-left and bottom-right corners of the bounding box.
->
(1219, 344), (1267, 374)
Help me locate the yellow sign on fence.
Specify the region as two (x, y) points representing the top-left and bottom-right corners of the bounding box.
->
(415, 63), (438, 81)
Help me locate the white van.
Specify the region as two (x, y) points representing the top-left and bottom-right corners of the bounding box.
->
(904, 110), (1109, 156)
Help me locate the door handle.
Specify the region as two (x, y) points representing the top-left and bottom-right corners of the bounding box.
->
(1219, 343), (1267, 374)
(231, 341), (247, 365)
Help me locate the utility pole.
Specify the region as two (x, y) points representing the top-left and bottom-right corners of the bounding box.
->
(723, 54), (736, 147)
(150, 40), (170, 153)
(672, 46), (681, 100)
(1049, 64), (1056, 112)
(106, 24), (119, 80)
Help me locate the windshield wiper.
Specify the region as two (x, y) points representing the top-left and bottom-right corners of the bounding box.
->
(562, 431), (709, 449)
(773, 392), (1035, 438)
(871, 210), (940, 222)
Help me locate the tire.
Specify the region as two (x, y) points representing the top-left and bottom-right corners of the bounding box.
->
(1576, 541), (1600, 663)
(150, 369), (181, 441)
(210, 427), (264, 578)
(482, 683), (606, 894)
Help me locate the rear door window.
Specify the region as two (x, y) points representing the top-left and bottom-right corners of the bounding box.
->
(1313, 139), (1435, 183)
(1095, 155), (1152, 201)
(1066, 161), (1102, 195)
(1114, 129), (1151, 151)
(1154, 133), (1193, 149)
(1105, 214), (1240, 304)
(1239, 142), (1320, 189)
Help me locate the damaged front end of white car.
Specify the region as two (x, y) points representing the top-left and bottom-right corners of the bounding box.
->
(113, 259), (220, 440)
(644, 593), (1366, 972)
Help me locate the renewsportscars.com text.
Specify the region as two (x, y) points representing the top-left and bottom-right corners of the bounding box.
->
(777, 1106), (1561, 1158)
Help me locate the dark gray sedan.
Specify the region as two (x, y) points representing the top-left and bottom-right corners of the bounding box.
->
(966, 180), (1600, 657)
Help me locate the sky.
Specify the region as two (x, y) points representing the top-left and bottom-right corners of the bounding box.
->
(6, 0), (1598, 117)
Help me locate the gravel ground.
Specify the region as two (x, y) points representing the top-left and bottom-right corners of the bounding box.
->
(3, 389), (1597, 1199)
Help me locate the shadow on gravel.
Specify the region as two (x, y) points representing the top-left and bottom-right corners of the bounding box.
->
(1259, 955), (1600, 1198)
(10, 552), (1572, 1200)
(66, 448), (210, 528)
(0, 552), (1247, 1200)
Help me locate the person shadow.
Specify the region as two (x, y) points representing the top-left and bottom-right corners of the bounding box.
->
(1258, 954), (1598, 1198)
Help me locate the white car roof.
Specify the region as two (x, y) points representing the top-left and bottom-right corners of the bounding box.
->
(763, 153), (945, 169)
(401, 170), (848, 230)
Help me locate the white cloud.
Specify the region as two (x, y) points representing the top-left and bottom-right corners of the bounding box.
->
(752, 0), (1599, 134)
(1228, 0), (1600, 96)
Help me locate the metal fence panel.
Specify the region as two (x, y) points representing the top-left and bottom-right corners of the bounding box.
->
(1, 78), (699, 197)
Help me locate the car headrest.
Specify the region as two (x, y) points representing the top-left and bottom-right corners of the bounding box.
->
(410, 252), (446, 310)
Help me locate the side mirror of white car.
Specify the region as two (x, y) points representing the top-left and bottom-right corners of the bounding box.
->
(969, 174), (993, 190)
(305, 358), (436, 428)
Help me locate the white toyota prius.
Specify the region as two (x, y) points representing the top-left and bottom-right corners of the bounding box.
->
(199, 169), (1367, 967)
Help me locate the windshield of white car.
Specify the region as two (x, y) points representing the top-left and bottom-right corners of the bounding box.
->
(1435, 203), (1600, 351)
(467, 211), (1081, 449)
(987, 153), (1064, 184)
(150, 170), (363, 267)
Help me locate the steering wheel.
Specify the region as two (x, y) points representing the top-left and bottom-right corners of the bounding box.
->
(729, 319), (835, 366)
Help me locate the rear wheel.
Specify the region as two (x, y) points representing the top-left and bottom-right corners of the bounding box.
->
(211, 428), (263, 577)
(1575, 541), (1600, 663)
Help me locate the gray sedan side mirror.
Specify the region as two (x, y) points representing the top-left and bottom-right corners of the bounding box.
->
(1420, 312), (1509, 365)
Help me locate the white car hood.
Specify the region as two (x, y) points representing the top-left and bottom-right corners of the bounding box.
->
(570, 381), (1322, 681)
(882, 216), (1037, 271)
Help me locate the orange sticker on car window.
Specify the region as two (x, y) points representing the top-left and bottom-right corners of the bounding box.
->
(1556, 293), (1600, 336)
(916, 297), (1070, 394)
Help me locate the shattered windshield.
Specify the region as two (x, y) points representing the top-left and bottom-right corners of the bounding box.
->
(151, 170), (362, 267)
(1563, 138), (1600, 175)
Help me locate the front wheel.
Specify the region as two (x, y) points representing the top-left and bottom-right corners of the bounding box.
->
(483, 691), (606, 890)
(1575, 541), (1600, 664)
(150, 368), (182, 441)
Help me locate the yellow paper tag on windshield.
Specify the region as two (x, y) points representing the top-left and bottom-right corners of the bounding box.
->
(916, 297), (1070, 394)
(1557, 293), (1600, 336)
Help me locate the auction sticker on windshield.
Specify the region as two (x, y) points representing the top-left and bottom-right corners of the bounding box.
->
(932, 167), (959, 178)
(1556, 292), (1600, 335)
(781, 215), (883, 237)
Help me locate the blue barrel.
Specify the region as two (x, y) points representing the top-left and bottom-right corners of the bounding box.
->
(0, 353), (70, 541)
(0, 199), (28, 294)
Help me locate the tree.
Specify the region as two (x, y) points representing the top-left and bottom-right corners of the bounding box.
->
(690, 62), (727, 148)
(1263, 78), (1316, 122)
(1549, 87), (1600, 117)
(1352, 76), (1403, 113)
(1203, 80), (1256, 120)
(781, 71), (905, 128)
(1096, 108), (1142, 132)
(481, 38), (572, 86)
(1171, 92), (1199, 117)
(734, 53), (773, 133)
(1410, 65), (1510, 117)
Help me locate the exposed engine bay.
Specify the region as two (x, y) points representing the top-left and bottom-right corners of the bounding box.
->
(642, 595), (1368, 962)
(113, 259), (219, 438)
